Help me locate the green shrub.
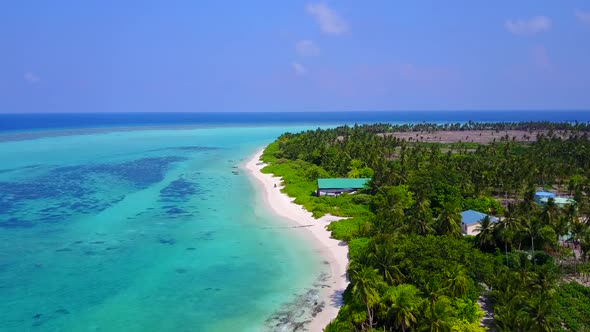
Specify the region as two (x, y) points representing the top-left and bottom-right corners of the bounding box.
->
(348, 237), (370, 262)
(328, 217), (368, 242)
(555, 282), (590, 331)
(463, 196), (505, 215)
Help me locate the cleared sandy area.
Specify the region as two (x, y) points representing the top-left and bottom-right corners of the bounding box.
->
(245, 149), (349, 332)
(381, 129), (564, 144)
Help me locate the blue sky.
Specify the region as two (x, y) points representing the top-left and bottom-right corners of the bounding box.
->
(1, 1), (590, 113)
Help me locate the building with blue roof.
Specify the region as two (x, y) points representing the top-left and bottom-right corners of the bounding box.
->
(460, 210), (498, 236)
(534, 191), (575, 207)
(534, 191), (555, 204)
(538, 196), (576, 208)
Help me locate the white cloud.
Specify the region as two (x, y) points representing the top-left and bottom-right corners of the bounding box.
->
(295, 40), (320, 56)
(532, 45), (551, 69)
(305, 3), (349, 35)
(24, 72), (40, 83)
(576, 10), (590, 25)
(292, 62), (307, 76)
(505, 16), (552, 36)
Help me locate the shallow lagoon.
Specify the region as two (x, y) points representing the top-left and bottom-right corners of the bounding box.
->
(0, 126), (325, 331)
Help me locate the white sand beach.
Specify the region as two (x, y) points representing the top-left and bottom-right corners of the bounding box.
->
(245, 149), (349, 331)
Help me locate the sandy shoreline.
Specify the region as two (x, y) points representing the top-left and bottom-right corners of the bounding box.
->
(245, 149), (349, 331)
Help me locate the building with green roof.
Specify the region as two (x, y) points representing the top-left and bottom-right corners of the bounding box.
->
(538, 196), (576, 208)
(316, 178), (371, 196)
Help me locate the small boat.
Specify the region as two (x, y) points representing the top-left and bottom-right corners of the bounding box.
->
(232, 170), (239, 175)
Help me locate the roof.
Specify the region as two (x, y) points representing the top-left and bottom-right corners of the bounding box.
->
(535, 191), (555, 198)
(317, 178), (371, 190)
(539, 197), (575, 205)
(460, 210), (497, 225)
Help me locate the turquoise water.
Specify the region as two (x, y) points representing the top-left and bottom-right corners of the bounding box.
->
(0, 126), (326, 331)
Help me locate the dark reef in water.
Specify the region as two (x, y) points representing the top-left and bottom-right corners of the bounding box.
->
(159, 177), (204, 203)
(2, 217), (34, 228)
(158, 237), (176, 245)
(194, 231), (215, 241)
(148, 146), (219, 153)
(31, 308), (70, 327)
(264, 273), (330, 332)
(150, 174), (214, 221)
(0, 156), (187, 228)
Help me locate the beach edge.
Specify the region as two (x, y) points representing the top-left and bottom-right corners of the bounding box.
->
(244, 148), (349, 331)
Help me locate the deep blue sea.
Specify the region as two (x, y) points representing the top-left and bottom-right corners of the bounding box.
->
(0, 111), (589, 331)
(1, 111), (590, 132)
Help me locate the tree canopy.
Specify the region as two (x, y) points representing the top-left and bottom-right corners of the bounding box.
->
(261, 122), (590, 331)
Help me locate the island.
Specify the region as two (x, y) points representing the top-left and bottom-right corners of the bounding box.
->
(251, 121), (590, 332)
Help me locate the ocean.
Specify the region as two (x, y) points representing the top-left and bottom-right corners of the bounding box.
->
(0, 125), (330, 331)
(1, 111), (590, 133)
(1, 111), (589, 331)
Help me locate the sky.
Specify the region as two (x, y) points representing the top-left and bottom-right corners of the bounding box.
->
(1, 0), (590, 113)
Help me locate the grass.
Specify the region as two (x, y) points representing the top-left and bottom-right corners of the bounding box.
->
(260, 141), (279, 163)
(260, 143), (373, 240)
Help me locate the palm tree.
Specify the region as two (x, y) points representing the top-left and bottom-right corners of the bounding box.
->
(540, 198), (558, 227)
(444, 264), (470, 298)
(436, 202), (462, 238)
(494, 304), (517, 332)
(491, 268), (532, 331)
(531, 265), (557, 297)
(580, 228), (590, 263)
(419, 297), (454, 332)
(525, 296), (558, 332)
(382, 284), (421, 332)
(349, 262), (385, 331)
(571, 219), (590, 272)
(323, 319), (353, 332)
(495, 301), (531, 332)
(521, 183), (537, 211)
(521, 215), (542, 254)
(496, 205), (521, 266)
(423, 278), (448, 305)
(371, 213), (397, 236)
(410, 199), (435, 236)
(368, 241), (405, 285)
(475, 215), (496, 250)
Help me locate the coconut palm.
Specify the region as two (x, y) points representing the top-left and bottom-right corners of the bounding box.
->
(382, 284), (421, 332)
(368, 241), (405, 285)
(419, 297), (454, 332)
(495, 301), (531, 332)
(349, 262), (385, 331)
(531, 265), (557, 297)
(580, 229), (590, 263)
(410, 198), (435, 235)
(444, 264), (470, 298)
(496, 205), (521, 266)
(436, 202), (462, 238)
(323, 319), (353, 332)
(525, 296), (558, 332)
(423, 278), (448, 306)
(475, 215), (496, 250)
(540, 197), (558, 227)
(521, 215), (542, 254)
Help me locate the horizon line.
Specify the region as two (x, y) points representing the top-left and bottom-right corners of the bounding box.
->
(2, 109), (590, 115)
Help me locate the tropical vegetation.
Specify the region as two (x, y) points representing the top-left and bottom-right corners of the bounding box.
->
(261, 122), (590, 331)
